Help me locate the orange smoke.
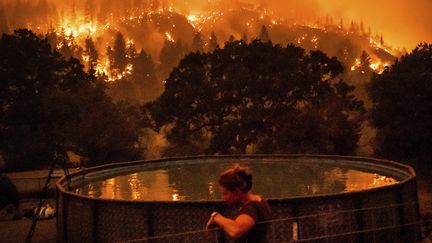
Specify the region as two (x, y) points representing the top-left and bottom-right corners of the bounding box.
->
(187, 0), (432, 50)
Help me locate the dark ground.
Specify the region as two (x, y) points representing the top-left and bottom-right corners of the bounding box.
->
(0, 198), (56, 243)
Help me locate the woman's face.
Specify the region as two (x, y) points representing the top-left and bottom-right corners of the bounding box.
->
(219, 185), (241, 206)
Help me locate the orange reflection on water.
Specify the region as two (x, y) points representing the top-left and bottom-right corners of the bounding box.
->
(325, 168), (398, 192)
(99, 178), (117, 199)
(75, 162), (400, 201)
(128, 173), (141, 200)
(81, 170), (186, 201)
(345, 170), (398, 192)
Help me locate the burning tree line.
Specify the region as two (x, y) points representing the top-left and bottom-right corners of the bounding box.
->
(1, 28), (431, 171)
(41, 26), (262, 105)
(0, 0), (400, 76)
(1, 0), (404, 119)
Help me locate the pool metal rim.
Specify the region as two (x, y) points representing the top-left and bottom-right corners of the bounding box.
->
(56, 154), (416, 204)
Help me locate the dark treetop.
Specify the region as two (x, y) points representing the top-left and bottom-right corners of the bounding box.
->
(146, 40), (364, 156)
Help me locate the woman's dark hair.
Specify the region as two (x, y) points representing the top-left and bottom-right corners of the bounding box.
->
(219, 164), (252, 192)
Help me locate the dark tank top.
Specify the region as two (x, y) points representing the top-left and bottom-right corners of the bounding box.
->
(235, 199), (272, 243)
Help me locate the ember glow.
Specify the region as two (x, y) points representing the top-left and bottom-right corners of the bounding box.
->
(165, 32), (175, 42)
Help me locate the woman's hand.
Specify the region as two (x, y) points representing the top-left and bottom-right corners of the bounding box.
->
(206, 212), (220, 240)
(206, 212), (219, 230)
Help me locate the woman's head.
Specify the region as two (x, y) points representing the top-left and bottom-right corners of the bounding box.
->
(218, 164), (253, 205)
(219, 163), (252, 195)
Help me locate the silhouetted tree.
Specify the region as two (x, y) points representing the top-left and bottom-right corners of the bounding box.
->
(132, 49), (161, 100)
(374, 32), (380, 42)
(380, 35), (384, 45)
(84, 37), (99, 69)
(191, 31), (204, 52)
(159, 39), (175, 78)
(45, 30), (60, 51)
(349, 20), (358, 34)
(110, 49), (161, 104)
(147, 41), (364, 156)
(368, 43), (432, 163)
(258, 25), (271, 43)
(358, 51), (372, 74)
(106, 46), (114, 73)
(345, 51), (375, 109)
(159, 39), (186, 79)
(208, 31), (218, 52)
(241, 33), (249, 43)
(228, 35), (235, 43)
(57, 32), (83, 61)
(112, 32), (128, 72)
(58, 37), (73, 59)
(0, 30), (143, 171)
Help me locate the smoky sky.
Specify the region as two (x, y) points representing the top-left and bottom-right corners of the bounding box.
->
(313, 0), (432, 50)
(188, 0), (432, 50)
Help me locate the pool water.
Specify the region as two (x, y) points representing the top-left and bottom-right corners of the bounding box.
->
(73, 160), (399, 201)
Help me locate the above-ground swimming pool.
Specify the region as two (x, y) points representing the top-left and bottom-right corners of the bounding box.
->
(57, 155), (420, 242)
(73, 158), (400, 201)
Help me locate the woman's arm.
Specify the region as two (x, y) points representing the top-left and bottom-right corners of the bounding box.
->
(209, 213), (255, 238)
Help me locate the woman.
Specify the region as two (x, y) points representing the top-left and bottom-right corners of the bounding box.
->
(206, 164), (272, 242)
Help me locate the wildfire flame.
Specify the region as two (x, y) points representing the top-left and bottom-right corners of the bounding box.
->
(59, 15), (99, 38)
(187, 15), (197, 23)
(8, 3), (400, 84)
(165, 32), (175, 42)
(351, 58), (389, 74)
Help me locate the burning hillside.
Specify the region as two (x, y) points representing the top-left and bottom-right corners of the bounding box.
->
(0, 0), (414, 88)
